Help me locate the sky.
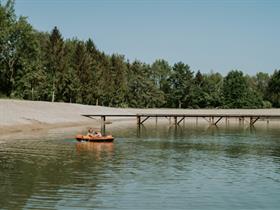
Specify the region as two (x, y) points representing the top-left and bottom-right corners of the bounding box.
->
(14, 0), (280, 75)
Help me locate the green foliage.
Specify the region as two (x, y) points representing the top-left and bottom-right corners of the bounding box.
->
(223, 70), (263, 108)
(168, 62), (193, 108)
(262, 100), (272, 108)
(266, 70), (280, 107)
(192, 71), (223, 108)
(255, 72), (270, 98)
(71, 40), (92, 103)
(126, 61), (165, 108)
(43, 26), (69, 102)
(150, 59), (171, 89)
(0, 0), (43, 99)
(0, 0), (17, 95)
(109, 54), (128, 106)
(150, 59), (172, 107)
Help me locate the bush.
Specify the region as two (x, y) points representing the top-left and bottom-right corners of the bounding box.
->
(263, 100), (272, 108)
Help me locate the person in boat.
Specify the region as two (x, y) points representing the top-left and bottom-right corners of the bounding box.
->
(94, 131), (102, 137)
(87, 128), (94, 137)
(87, 128), (102, 137)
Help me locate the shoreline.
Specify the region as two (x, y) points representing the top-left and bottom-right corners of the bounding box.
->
(1, 99), (280, 138)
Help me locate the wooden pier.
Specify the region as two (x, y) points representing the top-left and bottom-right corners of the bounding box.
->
(82, 113), (280, 129)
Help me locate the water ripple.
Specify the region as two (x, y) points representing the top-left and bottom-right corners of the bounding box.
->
(0, 126), (280, 209)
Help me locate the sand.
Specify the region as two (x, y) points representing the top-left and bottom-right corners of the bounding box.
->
(0, 99), (134, 135)
(1, 99), (280, 136)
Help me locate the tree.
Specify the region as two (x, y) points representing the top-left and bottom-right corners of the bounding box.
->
(150, 59), (172, 107)
(191, 71), (223, 108)
(203, 72), (223, 107)
(0, 0), (17, 96)
(12, 17), (44, 99)
(0, 1), (44, 99)
(192, 71), (205, 108)
(71, 40), (93, 104)
(45, 26), (67, 102)
(168, 62), (194, 108)
(97, 53), (113, 106)
(109, 54), (128, 106)
(255, 72), (269, 99)
(127, 61), (164, 108)
(266, 70), (280, 107)
(14, 62), (46, 100)
(150, 59), (171, 89)
(223, 70), (263, 108)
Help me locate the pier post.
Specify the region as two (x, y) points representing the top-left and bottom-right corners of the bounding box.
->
(174, 116), (178, 125)
(137, 124), (141, 137)
(225, 117), (229, 126)
(101, 116), (106, 135)
(137, 116), (141, 125)
(101, 116), (106, 127)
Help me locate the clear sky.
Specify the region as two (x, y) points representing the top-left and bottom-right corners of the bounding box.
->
(14, 0), (280, 75)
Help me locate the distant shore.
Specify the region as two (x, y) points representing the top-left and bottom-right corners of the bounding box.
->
(1, 99), (280, 137)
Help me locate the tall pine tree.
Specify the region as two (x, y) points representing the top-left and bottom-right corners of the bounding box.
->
(45, 26), (67, 102)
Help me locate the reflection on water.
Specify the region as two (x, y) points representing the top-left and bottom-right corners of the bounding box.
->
(0, 125), (280, 210)
(76, 142), (114, 160)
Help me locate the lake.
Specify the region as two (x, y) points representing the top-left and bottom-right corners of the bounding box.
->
(0, 124), (280, 210)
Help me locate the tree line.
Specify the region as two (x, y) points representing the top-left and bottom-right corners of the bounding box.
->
(1, 1), (280, 108)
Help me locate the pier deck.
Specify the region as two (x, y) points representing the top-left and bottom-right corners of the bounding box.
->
(82, 113), (280, 127)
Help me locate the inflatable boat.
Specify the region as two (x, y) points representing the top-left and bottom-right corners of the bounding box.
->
(75, 134), (114, 142)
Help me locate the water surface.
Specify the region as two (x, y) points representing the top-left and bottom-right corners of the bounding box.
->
(0, 125), (280, 209)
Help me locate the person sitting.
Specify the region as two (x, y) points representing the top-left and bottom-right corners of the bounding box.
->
(87, 128), (94, 137)
(94, 131), (102, 137)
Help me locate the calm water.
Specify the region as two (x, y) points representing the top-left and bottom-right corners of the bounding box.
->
(0, 124), (280, 210)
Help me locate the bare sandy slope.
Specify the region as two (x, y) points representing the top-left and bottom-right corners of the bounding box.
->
(0, 99), (135, 135)
(1, 99), (280, 135)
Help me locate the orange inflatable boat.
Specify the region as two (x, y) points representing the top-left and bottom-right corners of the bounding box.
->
(75, 134), (114, 142)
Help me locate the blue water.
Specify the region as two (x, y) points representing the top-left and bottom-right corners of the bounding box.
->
(0, 125), (280, 209)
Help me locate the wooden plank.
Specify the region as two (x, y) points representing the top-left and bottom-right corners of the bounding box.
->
(214, 117), (223, 125)
(177, 117), (185, 125)
(250, 117), (260, 126)
(140, 116), (150, 124)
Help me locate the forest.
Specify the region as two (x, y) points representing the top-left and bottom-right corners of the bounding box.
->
(1, 1), (280, 108)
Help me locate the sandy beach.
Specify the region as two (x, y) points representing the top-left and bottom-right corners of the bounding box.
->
(0, 99), (134, 136)
(1, 99), (280, 137)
